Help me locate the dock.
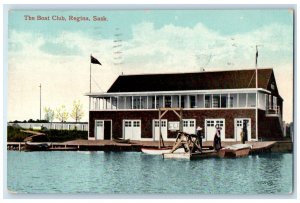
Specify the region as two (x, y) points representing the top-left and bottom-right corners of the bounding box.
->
(7, 140), (291, 153)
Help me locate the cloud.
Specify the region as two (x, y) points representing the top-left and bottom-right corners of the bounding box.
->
(8, 21), (294, 122)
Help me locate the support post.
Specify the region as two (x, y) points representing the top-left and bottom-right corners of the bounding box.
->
(179, 108), (183, 132)
(158, 108), (161, 149)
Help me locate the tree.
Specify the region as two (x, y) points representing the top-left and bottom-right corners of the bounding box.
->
(56, 105), (69, 122)
(71, 100), (84, 123)
(44, 107), (55, 123)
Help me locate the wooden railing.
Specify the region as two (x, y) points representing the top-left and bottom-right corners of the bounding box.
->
(266, 106), (281, 116)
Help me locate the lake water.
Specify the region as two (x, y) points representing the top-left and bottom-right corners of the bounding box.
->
(7, 151), (293, 195)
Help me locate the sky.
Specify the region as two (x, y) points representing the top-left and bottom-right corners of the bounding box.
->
(7, 9), (294, 122)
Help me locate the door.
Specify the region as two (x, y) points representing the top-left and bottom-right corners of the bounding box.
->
(95, 120), (104, 140)
(182, 119), (196, 134)
(153, 119), (168, 141)
(104, 121), (112, 140)
(205, 119), (225, 141)
(235, 119), (251, 141)
(123, 120), (141, 140)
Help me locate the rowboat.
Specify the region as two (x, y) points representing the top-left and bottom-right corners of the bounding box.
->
(112, 137), (130, 143)
(23, 130), (51, 151)
(25, 141), (50, 151)
(218, 144), (252, 158)
(141, 147), (185, 155)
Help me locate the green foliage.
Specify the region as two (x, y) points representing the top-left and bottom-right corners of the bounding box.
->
(7, 126), (30, 142)
(71, 100), (84, 122)
(44, 129), (87, 142)
(7, 126), (88, 142)
(56, 105), (69, 122)
(44, 107), (55, 122)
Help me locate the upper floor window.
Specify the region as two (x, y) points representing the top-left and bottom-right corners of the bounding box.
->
(165, 96), (171, 108)
(190, 96), (196, 108)
(213, 95), (220, 108)
(205, 95), (211, 108)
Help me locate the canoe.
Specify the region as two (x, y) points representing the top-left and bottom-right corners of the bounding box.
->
(25, 141), (50, 151)
(218, 144), (252, 158)
(112, 137), (130, 143)
(141, 147), (185, 155)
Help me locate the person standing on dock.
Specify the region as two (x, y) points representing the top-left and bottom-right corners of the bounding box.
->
(214, 124), (222, 151)
(242, 121), (248, 144)
(196, 126), (203, 150)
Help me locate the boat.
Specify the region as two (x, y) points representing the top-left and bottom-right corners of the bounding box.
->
(141, 147), (185, 155)
(112, 137), (130, 143)
(22, 130), (51, 151)
(163, 150), (218, 160)
(218, 144), (252, 158)
(141, 147), (172, 155)
(25, 141), (50, 151)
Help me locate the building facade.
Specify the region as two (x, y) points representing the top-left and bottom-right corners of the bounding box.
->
(87, 68), (284, 141)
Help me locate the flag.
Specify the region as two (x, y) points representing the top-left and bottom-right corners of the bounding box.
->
(91, 55), (102, 65)
(255, 48), (258, 66)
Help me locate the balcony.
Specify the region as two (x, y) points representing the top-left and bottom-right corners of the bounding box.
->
(266, 106), (281, 117)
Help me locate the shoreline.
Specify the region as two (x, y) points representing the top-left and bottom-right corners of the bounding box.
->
(7, 140), (293, 153)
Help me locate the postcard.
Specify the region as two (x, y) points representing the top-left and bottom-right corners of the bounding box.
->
(6, 8), (294, 196)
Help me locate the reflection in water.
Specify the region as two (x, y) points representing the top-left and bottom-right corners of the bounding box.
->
(7, 151), (293, 194)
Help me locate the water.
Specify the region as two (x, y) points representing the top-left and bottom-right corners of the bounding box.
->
(7, 151), (293, 195)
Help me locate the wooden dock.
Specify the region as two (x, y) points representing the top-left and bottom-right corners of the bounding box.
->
(7, 140), (289, 153)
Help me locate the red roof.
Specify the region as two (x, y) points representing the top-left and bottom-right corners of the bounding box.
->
(107, 68), (274, 93)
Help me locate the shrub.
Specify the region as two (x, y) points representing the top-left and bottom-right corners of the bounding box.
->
(7, 126), (88, 142)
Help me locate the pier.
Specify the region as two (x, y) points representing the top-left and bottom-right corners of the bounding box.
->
(7, 140), (292, 153)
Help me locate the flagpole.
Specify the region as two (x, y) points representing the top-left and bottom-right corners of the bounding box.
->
(89, 54), (92, 111)
(255, 45), (258, 141)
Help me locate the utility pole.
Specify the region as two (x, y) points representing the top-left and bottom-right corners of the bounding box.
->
(39, 83), (42, 120)
(255, 45), (263, 141)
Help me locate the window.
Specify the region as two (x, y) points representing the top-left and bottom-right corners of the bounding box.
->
(237, 120), (242, 127)
(247, 93), (256, 107)
(229, 94), (238, 107)
(111, 97), (117, 109)
(141, 96), (147, 109)
(273, 96), (277, 110)
(268, 95), (272, 109)
(148, 96), (155, 109)
(125, 121), (131, 127)
(180, 95), (185, 108)
(156, 96), (163, 108)
(133, 97), (140, 109)
(205, 95), (211, 108)
(96, 121), (103, 127)
(190, 120), (195, 127)
(183, 121), (188, 127)
(271, 83), (275, 90)
(216, 120), (224, 127)
(190, 96), (196, 108)
(172, 95), (179, 108)
(165, 96), (171, 108)
(133, 121), (140, 127)
(207, 120), (215, 127)
(213, 95), (220, 108)
(155, 120), (166, 127)
(239, 93), (247, 107)
(221, 95), (227, 108)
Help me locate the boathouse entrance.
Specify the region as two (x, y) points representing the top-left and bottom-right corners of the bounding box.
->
(153, 119), (168, 141)
(204, 119), (225, 141)
(234, 118), (251, 142)
(123, 120), (141, 140)
(95, 120), (112, 140)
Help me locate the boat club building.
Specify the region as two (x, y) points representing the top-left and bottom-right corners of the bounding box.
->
(86, 68), (284, 142)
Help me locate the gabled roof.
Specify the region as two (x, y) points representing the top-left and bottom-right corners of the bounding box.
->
(107, 68), (274, 93)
